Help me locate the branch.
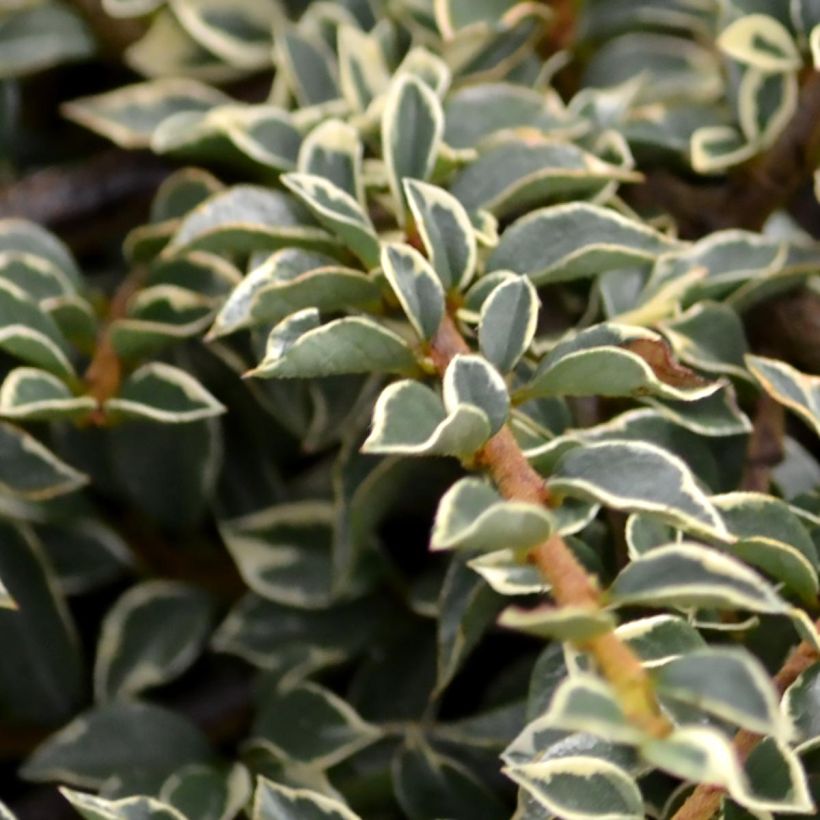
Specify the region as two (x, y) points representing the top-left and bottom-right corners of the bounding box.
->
(429, 314), (671, 738)
(672, 634), (819, 820)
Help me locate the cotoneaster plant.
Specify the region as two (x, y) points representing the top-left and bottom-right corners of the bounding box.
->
(0, 1), (820, 819)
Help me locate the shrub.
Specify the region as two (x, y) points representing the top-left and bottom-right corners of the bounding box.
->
(0, 1), (819, 818)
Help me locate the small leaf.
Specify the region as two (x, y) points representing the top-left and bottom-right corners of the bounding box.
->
(479, 275), (539, 373)
(0, 2), (94, 79)
(169, 0), (279, 70)
(250, 682), (381, 768)
(22, 702), (212, 788)
(94, 580), (212, 701)
(253, 777), (361, 820)
(393, 740), (507, 820)
(382, 74), (444, 221)
(468, 549), (549, 596)
(436, 555), (504, 694)
(105, 362), (226, 424)
(380, 243), (445, 341)
(298, 119), (364, 202)
(166, 185), (336, 257)
(0, 421), (87, 500)
(782, 661), (820, 752)
(505, 756), (644, 820)
(443, 354), (509, 434)
(63, 78), (229, 149)
(404, 179), (477, 290)
(616, 614), (706, 668)
(488, 203), (682, 285)
(283, 173), (379, 268)
(250, 310), (418, 379)
(337, 24), (390, 114)
(609, 542), (787, 613)
(0, 367), (94, 421)
(160, 763), (252, 820)
(740, 736), (815, 814)
(363, 380), (491, 459)
(432, 477), (552, 552)
(60, 789), (186, 820)
(718, 14), (802, 72)
(276, 27), (340, 107)
(220, 502), (339, 609)
(655, 648), (791, 739)
(499, 605), (616, 642)
(549, 440), (729, 541)
(746, 354), (820, 436)
(537, 674), (645, 744)
(691, 126), (756, 174)
(524, 324), (717, 403)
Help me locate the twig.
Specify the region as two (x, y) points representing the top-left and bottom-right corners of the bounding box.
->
(428, 314), (671, 738)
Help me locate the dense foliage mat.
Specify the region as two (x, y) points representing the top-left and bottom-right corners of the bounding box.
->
(0, 1), (820, 818)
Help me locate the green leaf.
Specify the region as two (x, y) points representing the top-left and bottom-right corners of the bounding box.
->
(392, 740), (507, 820)
(468, 549), (549, 596)
(0, 219), (81, 285)
(746, 354), (820, 436)
(505, 756), (644, 820)
(0, 523), (83, 723)
(0, 280), (75, 377)
(499, 605), (616, 642)
(690, 126), (756, 174)
(276, 27), (340, 107)
(249, 309), (418, 379)
(105, 362), (226, 424)
(615, 615), (705, 668)
(35, 519), (133, 596)
(337, 24), (390, 114)
(643, 726), (813, 814)
(660, 302), (749, 381)
(524, 323), (718, 403)
(436, 554), (505, 694)
(645, 388), (751, 438)
(22, 701), (212, 788)
(479, 274), (539, 373)
(444, 353), (509, 434)
(382, 74), (444, 221)
(169, 0), (279, 70)
(608, 542), (787, 613)
(488, 203), (682, 285)
(714, 492), (819, 603)
(362, 380), (491, 459)
(253, 777), (361, 820)
(283, 173), (379, 268)
(0, 367), (94, 421)
(0, 252), (76, 302)
(0, 2), (94, 79)
(783, 661), (820, 752)
(220, 503), (341, 609)
(449, 139), (640, 218)
(549, 440), (729, 541)
(63, 78), (229, 149)
(380, 243), (445, 341)
(209, 250), (378, 338)
(298, 119), (363, 201)
(404, 179), (477, 291)
(443, 83), (577, 150)
(740, 736), (815, 814)
(718, 14), (802, 72)
(60, 789), (186, 820)
(0, 421), (86, 500)
(165, 185), (337, 258)
(536, 674), (645, 744)
(250, 682), (381, 768)
(94, 580), (212, 701)
(432, 477), (552, 553)
(160, 763), (252, 820)
(656, 648), (791, 739)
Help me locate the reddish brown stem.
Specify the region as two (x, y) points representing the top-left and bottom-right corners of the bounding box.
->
(429, 315), (671, 737)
